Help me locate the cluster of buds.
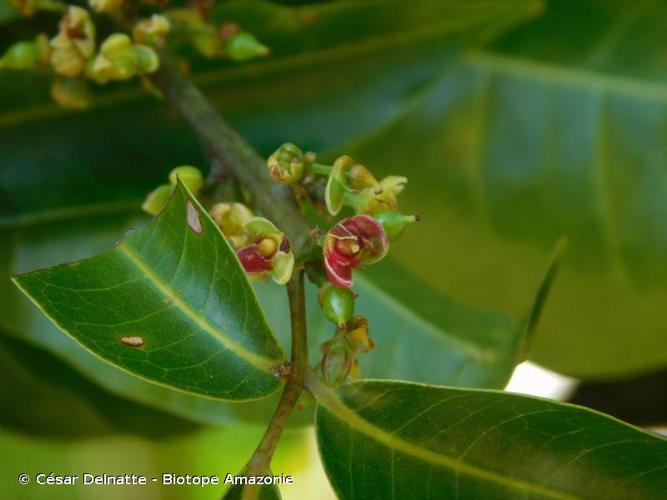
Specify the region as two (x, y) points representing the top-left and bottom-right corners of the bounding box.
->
(319, 316), (373, 387)
(142, 165), (204, 215)
(166, 10), (269, 61)
(88, 33), (159, 84)
(50, 6), (96, 78)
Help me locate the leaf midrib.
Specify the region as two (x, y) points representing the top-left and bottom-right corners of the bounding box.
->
(466, 50), (667, 101)
(118, 243), (279, 372)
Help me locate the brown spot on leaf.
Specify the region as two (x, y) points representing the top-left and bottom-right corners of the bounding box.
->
(186, 200), (202, 234)
(120, 335), (144, 348)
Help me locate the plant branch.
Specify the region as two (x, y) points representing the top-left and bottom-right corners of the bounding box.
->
(244, 271), (309, 474)
(150, 53), (314, 255)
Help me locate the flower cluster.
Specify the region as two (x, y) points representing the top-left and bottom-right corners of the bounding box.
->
(1, 1), (268, 110)
(263, 143), (417, 386)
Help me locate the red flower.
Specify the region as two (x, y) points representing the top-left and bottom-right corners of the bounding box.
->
(323, 215), (388, 288)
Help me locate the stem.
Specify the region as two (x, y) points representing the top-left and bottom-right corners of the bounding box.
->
(311, 163), (333, 175)
(151, 52), (313, 478)
(244, 271), (309, 474)
(150, 54), (313, 255)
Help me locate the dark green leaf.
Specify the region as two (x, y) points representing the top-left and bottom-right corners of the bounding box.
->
(314, 379), (667, 499)
(345, 0), (667, 377)
(13, 181), (285, 400)
(0, 331), (199, 439)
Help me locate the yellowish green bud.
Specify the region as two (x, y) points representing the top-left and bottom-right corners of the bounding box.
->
(133, 14), (170, 47)
(209, 202), (254, 246)
(89, 0), (123, 13)
(0, 40), (41, 70)
(224, 32), (269, 61)
(373, 210), (419, 241)
(168, 166), (203, 193)
(267, 143), (306, 184)
(50, 78), (90, 110)
(134, 45), (159, 73)
(142, 184), (172, 216)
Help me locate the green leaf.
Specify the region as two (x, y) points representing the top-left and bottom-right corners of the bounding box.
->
(314, 379), (667, 499)
(344, 0), (667, 378)
(0, 331), (199, 439)
(13, 181), (285, 400)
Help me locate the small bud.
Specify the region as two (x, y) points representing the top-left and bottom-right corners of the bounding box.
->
(134, 45), (159, 73)
(267, 143), (306, 185)
(133, 14), (171, 47)
(345, 316), (372, 353)
(321, 340), (352, 388)
(373, 210), (419, 241)
(224, 32), (269, 61)
(100, 33), (133, 59)
(0, 40), (40, 70)
(209, 202), (254, 247)
(318, 283), (355, 327)
(257, 237), (278, 258)
(89, 0), (123, 14)
(50, 78), (90, 110)
(142, 184), (172, 215)
(169, 166), (203, 193)
(271, 251), (294, 285)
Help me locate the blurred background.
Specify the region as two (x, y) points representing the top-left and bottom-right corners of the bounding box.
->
(1, 0), (666, 497)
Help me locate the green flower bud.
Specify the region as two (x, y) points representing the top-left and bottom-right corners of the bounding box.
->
(345, 316), (373, 353)
(100, 33), (133, 59)
(0, 40), (41, 70)
(168, 166), (203, 193)
(318, 283), (355, 327)
(271, 251), (294, 285)
(89, 0), (123, 14)
(321, 339), (352, 388)
(133, 14), (170, 47)
(50, 78), (90, 110)
(134, 45), (159, 73)
(267, 143), (306, 184)
(209, 202), (254, 247)
(51, 45), (85, 77)
(373, 210), (419, 241)
(142, 184), (172, 216)
(224, 32), (269, 61)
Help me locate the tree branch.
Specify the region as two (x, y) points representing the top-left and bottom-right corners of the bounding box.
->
(150, 54), (313, 255)
(244, 271), (309, 475)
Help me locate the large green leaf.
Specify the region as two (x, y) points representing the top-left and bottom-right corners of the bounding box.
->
(0, 331), (199, 439)
(13, 181), (285, 400)
(342, 0), (667, 378)
(314, 379), (667, 499)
